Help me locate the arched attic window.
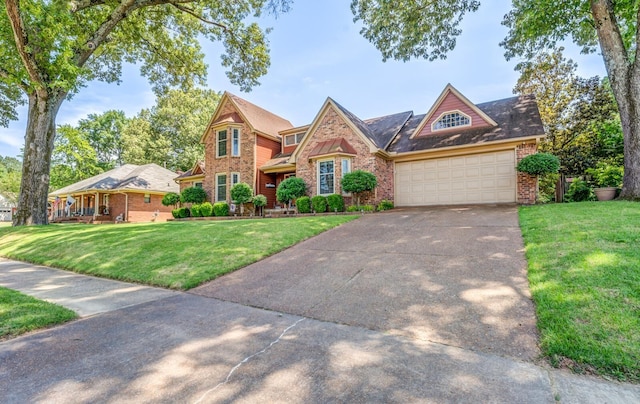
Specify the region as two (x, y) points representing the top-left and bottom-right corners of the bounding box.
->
(432, 111), (471, 131)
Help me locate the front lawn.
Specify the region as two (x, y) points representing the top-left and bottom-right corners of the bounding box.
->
(0, 287), (77, 340)
(519, 201), (639, 382)
(0, 216), (357, 289)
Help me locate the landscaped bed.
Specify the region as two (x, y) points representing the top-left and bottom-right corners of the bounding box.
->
(519, 201), (639, 382)
(0, 215), (357, 289)
(0, 287), (77, 340)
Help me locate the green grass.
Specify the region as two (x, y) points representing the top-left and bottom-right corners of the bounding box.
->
(519, 201), (640, 382)
(0, 287), (77, 340)
(0, 216), (357, 289)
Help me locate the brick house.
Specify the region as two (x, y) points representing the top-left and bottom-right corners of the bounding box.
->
(49, 163), (179, 223)
(178, 84), (544, 207)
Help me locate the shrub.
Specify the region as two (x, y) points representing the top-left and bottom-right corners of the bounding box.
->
(377, 199), (394, 211)
(346, 205), (359, 212)
(181, 186), (207, 204)
(516, 153), (560, 176)
(162, 192), (180, 207)
(176, 207), (190, 218)
(230, 183), (253, 214)
(252, 194), (267, 216)
(586, 162), (624, 188)
(200, 202), (213, 217)
(190, 203), (202, 217)
(276, 177), (307, 206)
(171, 208), (180, 219)
(213, 202), (229, 217)
(361, 204), (375, 212)
(538, 172), (559, 203)
(311, 195), (327, 213)
(342, 170), (377, 206)
(564, 179), (594, 202)
(296, 196), (311, 213)
(326, 194), (345, 212)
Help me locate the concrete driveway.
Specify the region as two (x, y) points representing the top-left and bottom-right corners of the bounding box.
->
(193, 204), (539, 360)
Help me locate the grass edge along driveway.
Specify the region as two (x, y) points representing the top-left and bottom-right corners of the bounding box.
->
(0, 215), (358, 290)
(519, 201), (639, 383)
(0, 286), (77, 341)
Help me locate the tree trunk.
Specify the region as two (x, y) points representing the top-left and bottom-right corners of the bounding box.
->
(13, 91), (64, 226)
(615, 76), (640, 199)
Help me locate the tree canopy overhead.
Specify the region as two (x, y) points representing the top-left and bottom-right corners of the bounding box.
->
(1, 0), (291, 225)
(351, 0), (640, 199)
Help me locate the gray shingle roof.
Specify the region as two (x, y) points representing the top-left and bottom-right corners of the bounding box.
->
(49, 164), (179, 196)
(364, 111), (413, 149)
(387, 95), (544, 153)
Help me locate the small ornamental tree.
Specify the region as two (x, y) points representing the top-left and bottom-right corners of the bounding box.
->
(341, 170), (377, 207)
(230, 182), (253, 215)
(162, 192), (180, 208)
(252, 194), (267, 216)
(516, 153), (560, 176)
(180, 186), (207, 204)
(276, 177), (307, 208)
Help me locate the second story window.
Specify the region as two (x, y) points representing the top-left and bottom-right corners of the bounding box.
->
(217, 130), (227, 158)
(432, 111), (471, 131)
(284, 132), (305, 146)
(232, 128), (240, 156)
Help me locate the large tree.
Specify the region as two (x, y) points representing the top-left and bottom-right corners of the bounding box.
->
(352, 0), (640, 199)
(50, 124), (102, 190)
(1, 0), (290, 225)
(78, 110), (128, 170)
(0, 155), (22, 201)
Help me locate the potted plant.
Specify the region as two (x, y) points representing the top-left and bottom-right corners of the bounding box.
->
(586, 162), (623, 201)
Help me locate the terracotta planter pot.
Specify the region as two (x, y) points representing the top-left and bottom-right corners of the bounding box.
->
(594, 187), (617, 201)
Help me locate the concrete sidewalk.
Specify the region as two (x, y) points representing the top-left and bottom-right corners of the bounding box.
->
(0, 258), (177, 317)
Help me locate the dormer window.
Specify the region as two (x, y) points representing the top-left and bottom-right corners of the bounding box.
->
(284, 132), (305, 146)
(432, 111), (471, 131)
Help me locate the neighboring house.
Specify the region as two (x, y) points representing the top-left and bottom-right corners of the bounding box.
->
(49, 163), (179, 223)
(177, 84), (544, 208)
(175, 161), (205, 192)
(0, 193), (17, 222)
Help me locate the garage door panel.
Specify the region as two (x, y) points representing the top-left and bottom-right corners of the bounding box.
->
(396, 150), (516, 206)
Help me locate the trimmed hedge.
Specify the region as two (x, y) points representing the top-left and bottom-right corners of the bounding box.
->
(311, 195), (327, 213)
(180, 186), (207, 204)
(377, 199), (394, 211)
(296, 196), (311, 213)
(326, 194), (344, 212)
(516, 153), (560, 176)
(200, 202), (213, 217)
(213, 202), (229, 217)
(190, 203), (202, 217)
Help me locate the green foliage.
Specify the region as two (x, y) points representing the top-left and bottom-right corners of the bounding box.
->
(296, 196), (311, 213)
(311, 195), (327, 213)
(0, 155), (21, 199)
(171, 209), (180, 219)
(538, 173), (559, 204)
(351, 0), (481, 62)
(230, 182), (253, 205)
(276, 177), (307, 204)
(213, 202), (229, 217)
(50, 125), (103, 190)
(516, 153), (560, 176)
(326, 194), (345, 212)
(180, 187), (207, 204)
(564, 179), (594, 202)
(252, 194), (267, 208)
(77, 110), (128, 170)
(342, 170), (377, 206)
(200, 202), (214, 217)
(190, 204), (202, 217)
(587, 162), (624, 188)
(377, 199), (394, 211)
(176, 207), (190, 218)
(162, 192), (180, 207)
(361, 204), (375, 212)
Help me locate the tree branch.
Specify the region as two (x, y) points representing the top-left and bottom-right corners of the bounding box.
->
(171, 4), (229, 31)
(4, 0), (44, 89)
(590, 0), (630, 84)
(0, 67), (29, 92)
(69, 0), (106, 13)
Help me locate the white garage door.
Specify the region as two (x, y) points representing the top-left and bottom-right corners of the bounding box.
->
(395, 150), (516, 206)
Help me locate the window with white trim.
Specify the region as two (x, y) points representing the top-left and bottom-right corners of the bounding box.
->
(216, 130), (227, 157)
(432, 111), (471, 131)
(284, 132), (305, 146)
(231, 172), (240, 187)
(317, 159), (334, 195)
(231, 128), (240, 156)
(144, 194), (151, 203)
(216, 174), (227, 202)
(194, 182), (203, 188)
(341, 158), (351, 195)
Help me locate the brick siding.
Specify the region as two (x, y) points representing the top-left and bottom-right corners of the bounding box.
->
(516, 143), (538, 204)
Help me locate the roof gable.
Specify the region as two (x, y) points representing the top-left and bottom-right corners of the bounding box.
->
(412, 84), (497, 139)
(291, 98), (379, 162)
(200, 92), (294, 143)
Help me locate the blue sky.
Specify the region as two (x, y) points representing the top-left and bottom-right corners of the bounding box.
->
(1, 1), (607, 158)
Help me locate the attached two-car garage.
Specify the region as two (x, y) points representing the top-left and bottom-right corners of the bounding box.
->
(394, 150), (517, 206)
